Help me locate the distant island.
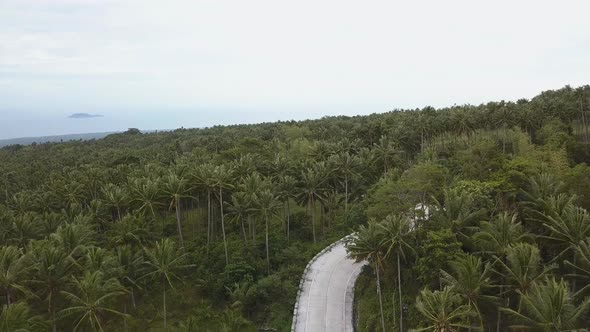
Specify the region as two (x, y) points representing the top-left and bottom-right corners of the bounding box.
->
(68, 113), (103, 118)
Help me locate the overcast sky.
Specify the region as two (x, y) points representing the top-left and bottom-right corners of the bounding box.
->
(1, 0), (589, 139)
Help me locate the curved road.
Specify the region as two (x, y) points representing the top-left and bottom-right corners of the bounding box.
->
(293, 241), (368, 332)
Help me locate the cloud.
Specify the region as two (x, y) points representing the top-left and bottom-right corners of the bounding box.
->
(68, 113), (103, 118)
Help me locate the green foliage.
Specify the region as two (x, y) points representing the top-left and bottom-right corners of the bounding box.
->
(1, 84), (590, 330)
(414, 229), (463, 288)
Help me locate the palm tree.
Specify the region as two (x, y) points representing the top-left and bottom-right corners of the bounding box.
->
(297, 166), (326, 244)
(8, 191), (37, 216)
(61, 182), (87, 209)
(0, 245), (33, 306)
(231, 154), (258, 179)
(240, 172), (267, 241)
(192, 163), (216, 247)
(29, 241), (76, 332)
(255, 190), (280, 274)
(473, 212), (529, 257)
(8, 212), (42, 248)
(58, 271), (127, 332)
(101, 184), (128, 221)
(378, 214), (415, 331)
(115, 245), (144, 330)
(226, 192), (251, 243)
(143, 239), (194, 331)
(129, 177), (162, 221)
(0, 301), (45, 332)
(213, 164), (234, 266)
(330, 152), (360, 214)
(494, 243), (555, 311)
(412, 286), (474, 332)
(275, 175), (297, 243)
(270, 153), (294, 179)
(440, 254), (495, 329)
(161, 172), (190, 249)
(541, 204), (590, 265)
(565, 238), (590, 296)
(346, 221), (387, 332)
(473, 212), (529, 332)
(502, 277), (590, 331)
(372, 135), (398, 174)
(50, 221), (95, 260)
(107, 213), (153, 248)
(432, 188), (486, 238)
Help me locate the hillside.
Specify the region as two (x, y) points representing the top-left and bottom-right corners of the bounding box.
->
(0, 85), (589, 331)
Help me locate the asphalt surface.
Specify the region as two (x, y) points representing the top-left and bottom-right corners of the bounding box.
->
(294, 242), (368, 332)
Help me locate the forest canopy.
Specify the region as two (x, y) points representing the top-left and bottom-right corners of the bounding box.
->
(1, 85), (590, 331)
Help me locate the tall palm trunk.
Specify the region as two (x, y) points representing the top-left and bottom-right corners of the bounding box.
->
(375, 265), (386, 332)
(397, 252), (403, 332)
(248, 215), (254, 242)
(123, 301), (128, 331)
(49, 292), (57, 332)
(162, 278), (167, 331)
(265, 213), (270, 274)
(344, 174), (348, 214)
(240, 216), (247, 243)
(309, 196), (317, 244)
(175, 197), (185, 249)
(286, 199), (291, 244)
(207, 190), (211, 250)
(581, 98), (589, 142)
(219, 188), (229, 265)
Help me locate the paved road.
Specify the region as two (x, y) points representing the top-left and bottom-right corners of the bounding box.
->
(294, 241), (368, 332)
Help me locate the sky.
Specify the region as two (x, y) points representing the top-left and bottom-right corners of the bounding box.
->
(1, 0), (589, 139)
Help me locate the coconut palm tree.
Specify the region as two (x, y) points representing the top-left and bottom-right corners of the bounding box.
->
(161, 172), (190, 249)
(213, 164), (234, 265)
(502, 277), (590, 331)
(378, 214), (416, 331)
(61, 182), (87, 209)
(101, 184), (128, 221)
(275, 175), (297, 243)
(8, 212), (43, 248)
(143, 238), (194, 331)
(0, 301), (45, 332)
(565, 238), (590, 296)
(412, 286), (474, 332)
(0, 245), (33, 306)
(372, 135), (400, 174)
(7, 191), (37, 216)
(440, 254), (495, 329)
(494, 243), (555, 311)
(107, 213), (153, 248)
(270, 153), (294, 179)
(473, 212), (529, 257)
(473, 212), (530, 331)
(432, 188), (486, 239)
(297, 166), (327, 244)
(330, 152), (360, 214)
(346, 221), (387, 332)
(239, 172), (268, 241)
(58, 271), (127, 332)
(255, 190), (280, 274)
(115, 245), (144, 331)
(541, 204), (590, 265)
(226, 192), (251, 243)
(29, 241), (76, 332)
(129, 177), (162, 221)
(192, 163), (216, 247)
(49, 221), (95, 260)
